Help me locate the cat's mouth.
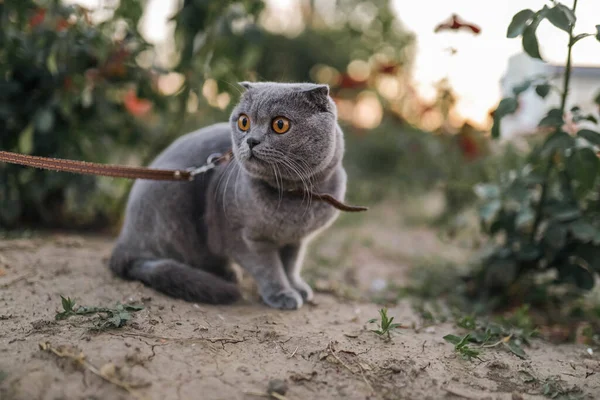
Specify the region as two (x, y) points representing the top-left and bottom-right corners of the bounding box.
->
(246, 150), (268, 164)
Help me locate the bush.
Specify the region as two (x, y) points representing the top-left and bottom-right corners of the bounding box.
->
(476, 1), (600, 297)
(0, 0), (264, 229)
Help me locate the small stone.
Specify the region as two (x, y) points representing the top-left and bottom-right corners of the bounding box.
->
(370, 278), (387, 292)
(267, 379), (288, 396)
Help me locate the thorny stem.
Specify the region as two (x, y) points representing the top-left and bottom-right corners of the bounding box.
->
(531, 0), (578, 241)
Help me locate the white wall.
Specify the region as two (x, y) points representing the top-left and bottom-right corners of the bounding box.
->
(500, 53), (600, 139)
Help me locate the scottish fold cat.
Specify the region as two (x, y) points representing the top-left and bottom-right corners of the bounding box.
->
(109, 82), (346, 309)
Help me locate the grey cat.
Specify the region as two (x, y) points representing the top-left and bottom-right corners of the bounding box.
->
(109, 82), (346, 309)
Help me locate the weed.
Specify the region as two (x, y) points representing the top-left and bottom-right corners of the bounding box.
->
(56, 296), (143, 330)
(443, 333), (482, 361)
(443, 305), (537, 361)
(368, 308), (403, 340)
(541, 377), (584, 400)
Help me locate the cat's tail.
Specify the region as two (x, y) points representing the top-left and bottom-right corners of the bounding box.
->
(110, 255), (241, 304)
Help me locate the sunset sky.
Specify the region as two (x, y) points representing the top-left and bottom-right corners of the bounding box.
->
(70, 0), (600, 125)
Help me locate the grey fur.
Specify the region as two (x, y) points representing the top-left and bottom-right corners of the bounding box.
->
(110, 82), (346, 309)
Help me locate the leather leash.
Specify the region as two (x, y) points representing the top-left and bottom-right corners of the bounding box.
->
(0, 150), (367, 212)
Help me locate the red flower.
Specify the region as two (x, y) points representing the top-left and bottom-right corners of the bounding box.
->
(338, 74), (368, 89)
(63, 77), (73, 91)
(56, 18), (70, 32)
(434, 14), (481, 35)
(101, 48), (130, 78)
(458, 133), (479, 160)
(124, 89), (153, 117)
(29, 8), (46, 28)
(377, 63), (399, 75)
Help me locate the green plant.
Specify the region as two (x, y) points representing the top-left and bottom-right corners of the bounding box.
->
(444, 306), (538, 361)
(0, 0), (264, 229)
(368, 308), (403, 340)
(56, 295), (143, 330)
(478, 0), (600, 297)
(541, 377), (584, 400)
(443, 333), (482, 360)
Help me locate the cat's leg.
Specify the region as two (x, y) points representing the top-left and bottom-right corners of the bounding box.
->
(280, 242), (314, 302)
(235, 238), (303, 309)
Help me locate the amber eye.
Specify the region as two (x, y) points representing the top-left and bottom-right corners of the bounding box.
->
(272, 117), (290, 134)
(237, 114), (250, 131)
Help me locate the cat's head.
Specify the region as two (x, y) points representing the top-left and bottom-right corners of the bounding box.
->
(229, 82), (340, 186)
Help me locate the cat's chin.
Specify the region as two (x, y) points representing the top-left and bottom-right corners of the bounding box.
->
(238, 157), (272, 180)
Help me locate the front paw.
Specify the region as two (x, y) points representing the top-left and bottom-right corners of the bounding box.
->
(262, 288), (304, 310)
(291, 279), (314, 302)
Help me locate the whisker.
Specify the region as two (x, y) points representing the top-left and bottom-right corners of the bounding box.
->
(221, 161), (239, 222)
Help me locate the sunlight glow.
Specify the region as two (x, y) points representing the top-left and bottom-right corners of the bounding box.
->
(393, 0), (600, 126)
(65, 0), (600, 127)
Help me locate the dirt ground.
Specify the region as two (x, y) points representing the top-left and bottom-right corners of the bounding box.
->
(1, 204), (599, 400)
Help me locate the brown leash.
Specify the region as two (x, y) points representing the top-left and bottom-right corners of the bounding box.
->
(0, 150), (367, 212)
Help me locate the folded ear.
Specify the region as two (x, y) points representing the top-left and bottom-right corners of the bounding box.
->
(302, 84), (329, 97)
(301, 84), (330, 111)
(238, 81), (255, 90)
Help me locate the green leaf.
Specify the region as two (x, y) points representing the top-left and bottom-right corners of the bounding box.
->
(118, 311), (131, 321)
(541, 131), (574, 157)
(443, 334), (462, 345)
(566, 147), (599, 195)
(504, 340), (528, 359)
(47, 48), (58, 76)
(538, 108), (564, 128)
(61, 296), (73, 312)
(55, 312), (70, 321)
(546, 4), (575, 33)
(571, 33), (592, 45)
(512, 80), (532, 96)
(522, 7), (547, 60)
(578, 129), (600, 147)
(516, 242), (542, 262)
(507, 9), (535, 38)
(575, 243), (600, 272)
(496, 98), (519, 116)
(474, 183), (500, 200)
(18, 123), (35, 154)
(535, 84), (551, 98)
(544, 223), (567, 249)
(480, 199), (502, 224)
(35, 109), (55, 134)
(553, 207), (581, 222)
(515, 207), (535, 229)
(570, 220), (597, 242)
(596, 25), (600, 41)
(491, 98), (519, 138)
(565, 263), (596, 290)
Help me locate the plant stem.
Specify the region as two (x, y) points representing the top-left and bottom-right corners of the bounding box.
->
(531, 0), (578, 241)
(530, 155), (553, 241)
(560, 0), (578, 114)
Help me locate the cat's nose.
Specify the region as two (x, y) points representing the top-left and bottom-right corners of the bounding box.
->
(246, 138), (261, 149)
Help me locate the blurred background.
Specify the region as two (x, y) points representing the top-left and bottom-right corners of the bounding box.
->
(1, 0), (599, 230)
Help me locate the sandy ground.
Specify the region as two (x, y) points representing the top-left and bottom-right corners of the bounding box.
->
(0, 207), (599, 400)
